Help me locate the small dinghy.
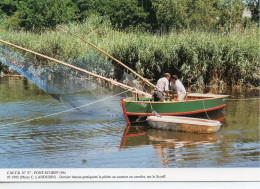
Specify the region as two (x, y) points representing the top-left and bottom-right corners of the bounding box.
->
(146, 116), (222, 133)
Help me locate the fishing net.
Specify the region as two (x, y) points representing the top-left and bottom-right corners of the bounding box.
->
(0, 42), (151, 120)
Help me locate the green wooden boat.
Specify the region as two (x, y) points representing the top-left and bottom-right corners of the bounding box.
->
(121, 93), (229, 125)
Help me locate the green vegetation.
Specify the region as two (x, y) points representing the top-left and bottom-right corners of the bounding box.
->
(0, 0), (258, 31)
(0, 0), (259, 89)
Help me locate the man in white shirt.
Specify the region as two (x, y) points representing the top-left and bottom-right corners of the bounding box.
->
(153, 73), (170, 102)
(171, 75), (186, 101)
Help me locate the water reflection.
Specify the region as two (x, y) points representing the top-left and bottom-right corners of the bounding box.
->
(120, 122), (222, 167)
(147, 129), (219, 145)
(120, 123), (220, 146)
(120, 125), (148, 149)
(148, 129), (220, 167)
(0, 76), (259, 168)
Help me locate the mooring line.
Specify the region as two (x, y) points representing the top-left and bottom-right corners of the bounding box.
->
(0, 90), (130, 127)
(202, 100), (211, 120)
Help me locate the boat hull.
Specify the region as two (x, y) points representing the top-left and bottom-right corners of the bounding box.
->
(146, 116), (222, 133)
(121, 93), (229, 125)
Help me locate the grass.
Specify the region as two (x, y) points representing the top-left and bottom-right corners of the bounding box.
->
(0, 15), (259, 89)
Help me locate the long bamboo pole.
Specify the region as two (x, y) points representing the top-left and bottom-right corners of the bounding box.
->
(58, 25), (156, 88)
(0, 39), (151, 97)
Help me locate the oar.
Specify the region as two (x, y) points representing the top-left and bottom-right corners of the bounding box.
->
(0, 39), (152, 97)
(58, 25), (156, 89)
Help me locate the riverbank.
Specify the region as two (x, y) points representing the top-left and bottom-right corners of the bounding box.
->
(0, 16), (259, 89)
(1, 75), (259, 98)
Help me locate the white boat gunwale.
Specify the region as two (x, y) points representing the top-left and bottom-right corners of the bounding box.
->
(146, 116), (222, 127)
(146, 115), (222, 133)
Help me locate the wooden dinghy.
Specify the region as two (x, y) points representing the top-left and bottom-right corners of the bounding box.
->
(146, 116), (222, 134)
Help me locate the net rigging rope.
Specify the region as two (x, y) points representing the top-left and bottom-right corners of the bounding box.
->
(0, 90), (130, 127)
(202, 100), (211, 120)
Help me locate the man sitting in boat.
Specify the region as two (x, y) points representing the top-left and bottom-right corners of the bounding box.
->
(171, 75), (186, 101)
(153, 73), (170, 102)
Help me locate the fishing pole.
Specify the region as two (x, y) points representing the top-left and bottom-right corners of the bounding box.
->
(0, 39), (152, 97)
(58, 24), (156, 89)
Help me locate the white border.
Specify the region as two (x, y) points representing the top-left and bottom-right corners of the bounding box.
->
(0, 168), (259, 182)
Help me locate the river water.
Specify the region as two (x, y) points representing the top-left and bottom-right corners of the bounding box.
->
(0, 76), (259, 168)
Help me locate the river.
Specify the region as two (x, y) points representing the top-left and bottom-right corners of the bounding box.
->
(0, 76), (259, 168)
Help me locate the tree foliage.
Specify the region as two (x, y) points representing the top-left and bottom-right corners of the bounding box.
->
(0, 0), (19, 16)
(246, 0), (259, 22)
(74, 0), (153, 30)
(0, 0), (257, 31)
(216, 0), (246, 30)
(3, 0), (77, 30)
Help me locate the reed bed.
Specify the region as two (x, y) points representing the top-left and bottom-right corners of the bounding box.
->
(0, 16), (259, 89)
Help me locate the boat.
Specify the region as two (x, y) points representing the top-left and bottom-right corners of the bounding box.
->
(0, 29), (229, 127)
(146, 116), (222, 133)
(121, 93), (229, 125)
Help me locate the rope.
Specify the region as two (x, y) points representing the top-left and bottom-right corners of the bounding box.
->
(0, 90), (130, 127)
(149, 100), (161, 117)
(202, 100), (211, 120)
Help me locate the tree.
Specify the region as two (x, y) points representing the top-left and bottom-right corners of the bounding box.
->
(106, 0), (150, 30)
(246, 0), (259, 23)
(0, 0), (19, 16)
(217, 0), (245, 30)
(73, 0), (100, 20)
(137, 0), (157, 30)
(186, 0), (219, 30)
(0, 0), (255, 31)
(74, 0), (152, 30)
(153, 0), (189, 31)
(7, 0), (77, 30)
(153, 0), (220, 31)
